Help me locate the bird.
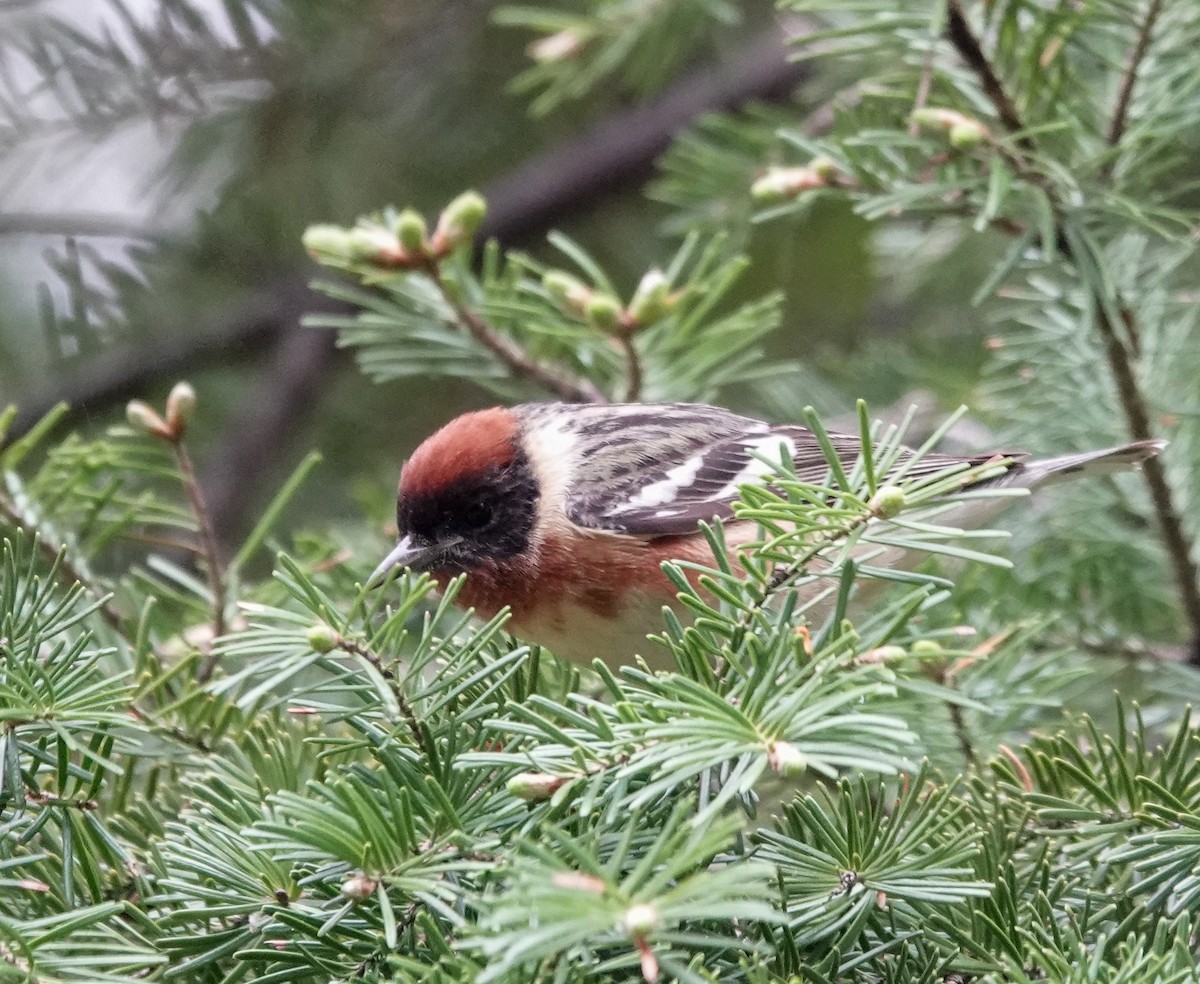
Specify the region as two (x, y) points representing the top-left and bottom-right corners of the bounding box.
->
(370, 402), (1164, 667)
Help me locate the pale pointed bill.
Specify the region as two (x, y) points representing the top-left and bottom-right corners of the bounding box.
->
(367, 534), (458, 587)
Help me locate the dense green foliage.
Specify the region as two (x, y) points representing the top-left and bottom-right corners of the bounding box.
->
(3, 1), (1200, 982)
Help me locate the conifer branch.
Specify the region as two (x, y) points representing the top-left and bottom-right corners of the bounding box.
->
(428, 266), (609, 404)
(336, 636), (437, 764)
(172, 440), (227, 682)
(1106, 0), (1166, 149)
(617, 333), (644, 402)
(0, 493), (126, 635)
(942, 0), (1200, 662)
(943, 1), (1032, 150)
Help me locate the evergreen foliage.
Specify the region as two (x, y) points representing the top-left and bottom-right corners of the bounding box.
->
(3, 1), (1200, 982)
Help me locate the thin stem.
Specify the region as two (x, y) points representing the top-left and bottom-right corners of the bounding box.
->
(338, 637), (438, 765)
(429, 267), (609, 404)
(942, 0), (1200, 663)
(1106, 0), (1166, 149)
(1093, 307), (1200, 654)
(617, 333), (644, 402)
(173, 441), (227, 682)
(944, 0), (1032, 149)
(947, 701), (977, 767)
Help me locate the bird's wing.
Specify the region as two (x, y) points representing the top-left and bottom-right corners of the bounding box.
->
(562, 410), (1009, 538)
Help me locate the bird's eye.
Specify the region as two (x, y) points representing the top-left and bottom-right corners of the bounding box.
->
(462, 502), (494, 530)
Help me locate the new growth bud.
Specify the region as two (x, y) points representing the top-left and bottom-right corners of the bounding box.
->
(751, 165), (830, 202)
(542, 271), (593, 317)
(394, 209), (428, 254)
(125, 400), (171, 440)
(869, 485), (906, 519)
(507, 771), (566, 802)
(305, 623), (340, 654)
(434, 191), (487, 252)
(346, 226), (403, 263)
(301, 224), (354, 260)
(165, 381), (196, 436)
(627, 270), (673, 327)
(585, 294), (624, 333)
(340, 875), (378, 901)
(529, 28), (585, 63)
(910, 108), (991, 148)
(767, 740), (806, 776)
(623, 903), (661, 938)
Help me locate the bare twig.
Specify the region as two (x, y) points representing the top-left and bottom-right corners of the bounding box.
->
(942, 0), (1200, 662)
(429, 267), (608, 404)
(1106, 0), (1166, 149)
(617, 333), (643, 402)
(172, 440), (227, 682)
(337, 636), (438, 765)
(944, 1), (1032, 149)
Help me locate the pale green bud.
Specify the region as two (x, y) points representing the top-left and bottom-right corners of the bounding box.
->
(507, 771), (564, 801)
(435, 191), (487, 250)
(306, 623), (340, 654)
(627, 269), (672, 326)
(301, 223), (354, 259)
(529, 29), (585, 63)
(542, 270), (592, 315)
(345, 226), (401, 262)
(869, 485), (906, 519)
(394, 209), (428, 254)
(751, 166), (824, 202)
(585, 294), (624, 333)
(949, 119), (989, 149)
(125, 400), (170, 439)
(165, 381), (196, 435)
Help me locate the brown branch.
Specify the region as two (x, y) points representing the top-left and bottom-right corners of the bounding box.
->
(943, 0), (1200, 662)
(617, 334), (643, 403)
(1093, 307), (1200, 651)
(173, 440), (227, 682)
(944, 1), (1033, 149)
(337, 636), (437, 765)
(1106, 0), (1166, 149)
(429, 266), (608, 404)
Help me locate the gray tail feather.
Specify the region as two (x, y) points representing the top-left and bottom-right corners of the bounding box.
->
(1019, 439), (1167, 488)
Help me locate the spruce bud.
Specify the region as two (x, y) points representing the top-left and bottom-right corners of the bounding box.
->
(585, 294), (624, 333)
(126, 400), (171, 440)
(506, 771), (565, 801)
(542, 271), (592, 316)
(869, 485), (906, 518)
(302, 224), (354, 260)
(627, 270), (672, 327)
(529, 29), (585, 63)
(623, 903), (661, 937)
(165, 381), (196, 436)
(394, 209), (428, 254)
(306, 623), (340, 654)
(340, 875), (377, 901)
(435, 191), (487, 250)
(767, 740), (806, 776)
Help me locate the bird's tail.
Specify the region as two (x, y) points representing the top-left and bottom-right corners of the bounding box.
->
(1020, 439), (1167, 488)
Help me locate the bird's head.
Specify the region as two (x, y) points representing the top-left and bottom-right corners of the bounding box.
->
(370, 407), (540, 585)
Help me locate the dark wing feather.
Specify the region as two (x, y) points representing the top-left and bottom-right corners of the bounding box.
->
(544, 403), (1021, 539)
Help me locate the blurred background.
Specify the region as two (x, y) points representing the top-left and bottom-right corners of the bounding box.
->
(1, 0), (1012, 552)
